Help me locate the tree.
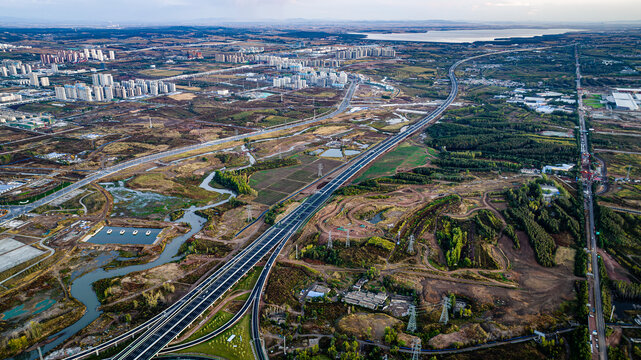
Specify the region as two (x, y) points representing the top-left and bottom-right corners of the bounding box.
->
(366, 266), (380, 280)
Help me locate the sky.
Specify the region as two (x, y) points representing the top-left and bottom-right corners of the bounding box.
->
(2, 0), (640, 24)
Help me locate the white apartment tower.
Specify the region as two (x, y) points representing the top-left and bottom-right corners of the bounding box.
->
(55, 87), (67, 100)
(29, 73), (39, 87)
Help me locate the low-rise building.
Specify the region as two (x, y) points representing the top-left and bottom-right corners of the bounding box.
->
(343, 290), (388, 310)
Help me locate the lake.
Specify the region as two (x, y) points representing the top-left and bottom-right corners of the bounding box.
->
(353, 28), (583, 43)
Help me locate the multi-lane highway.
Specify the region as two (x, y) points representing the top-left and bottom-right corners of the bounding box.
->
(108, 46), (470, 360)
(65, 46), (552, 360)
(0, 80), (358, 225)
(576, 45), (607, 360)
(248, 46), (558, 360)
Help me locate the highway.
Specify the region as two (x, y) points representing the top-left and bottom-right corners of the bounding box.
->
(108, 47), (470, 360)
(249, 46), (556, 360)
(576, 44), (607, 360)
(0, 79), (358, 225)
(65, 46), (550, 360)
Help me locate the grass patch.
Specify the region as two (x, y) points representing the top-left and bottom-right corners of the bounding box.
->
(175, 313), (253, 359)
(355, 143), (428, 182)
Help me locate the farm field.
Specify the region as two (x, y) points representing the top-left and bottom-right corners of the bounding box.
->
(355, 142), (428, 182)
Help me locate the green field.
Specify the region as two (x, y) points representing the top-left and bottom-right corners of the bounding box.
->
(584, 94), (604, 108)
(355, 143), (428, 182)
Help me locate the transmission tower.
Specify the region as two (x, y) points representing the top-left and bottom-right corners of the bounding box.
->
(246, 205), (252, 221)
(408, 234), (415, 254)
(411, 339), (421, 360)
(439, 296), (451, 324)
(295, 244), (299, 259)
(407, 304), (417, 332)
(396, 230), (401, 244)
(627, 165), (632, 181)
(327, 231), (333, 249)
(317, 163), (323, 177)
(346, 229), (350, 248)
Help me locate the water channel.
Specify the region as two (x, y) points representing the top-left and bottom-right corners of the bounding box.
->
(18, 171), (237, 360)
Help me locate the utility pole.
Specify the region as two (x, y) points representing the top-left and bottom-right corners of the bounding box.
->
(295, 244), (298, 260)
(411, 339), (421, 360)
(627, 165), (632, 181)
(407, 304), (417, 332)
(346, 229), (350, 248)
(408, 234), (415, 254)
(327, 231), (332, 249)
(439, 296), (451, 324)
(610, 305), (616, 321)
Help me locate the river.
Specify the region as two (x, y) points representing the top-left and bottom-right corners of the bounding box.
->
(16, 172), (237, 360)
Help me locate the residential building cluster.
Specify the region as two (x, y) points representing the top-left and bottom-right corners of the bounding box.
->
(237, 46), (264, 54)
(54, 73), (176, 102)
(40, 48), (115, 64)
(272, 68), (348, 90)
(253, 54), (340, 69)
(0, 60), (50, 87)
(213, 52), (341, 68)
(214, 53), (249, 63)
(0, 43), (32, 51)
(335, 46), (396, 59)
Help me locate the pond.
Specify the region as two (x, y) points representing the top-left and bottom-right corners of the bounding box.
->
(368, 211), (386, 224)
(320, 148), (343, 158)
(343, 150), (361, 156)
(1, 299), (57, 321)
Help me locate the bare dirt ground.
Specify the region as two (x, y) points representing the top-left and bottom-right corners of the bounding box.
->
(338, 313), (400, 341)
(420, 232), (577, 348)
(599, 249), (633, 282)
